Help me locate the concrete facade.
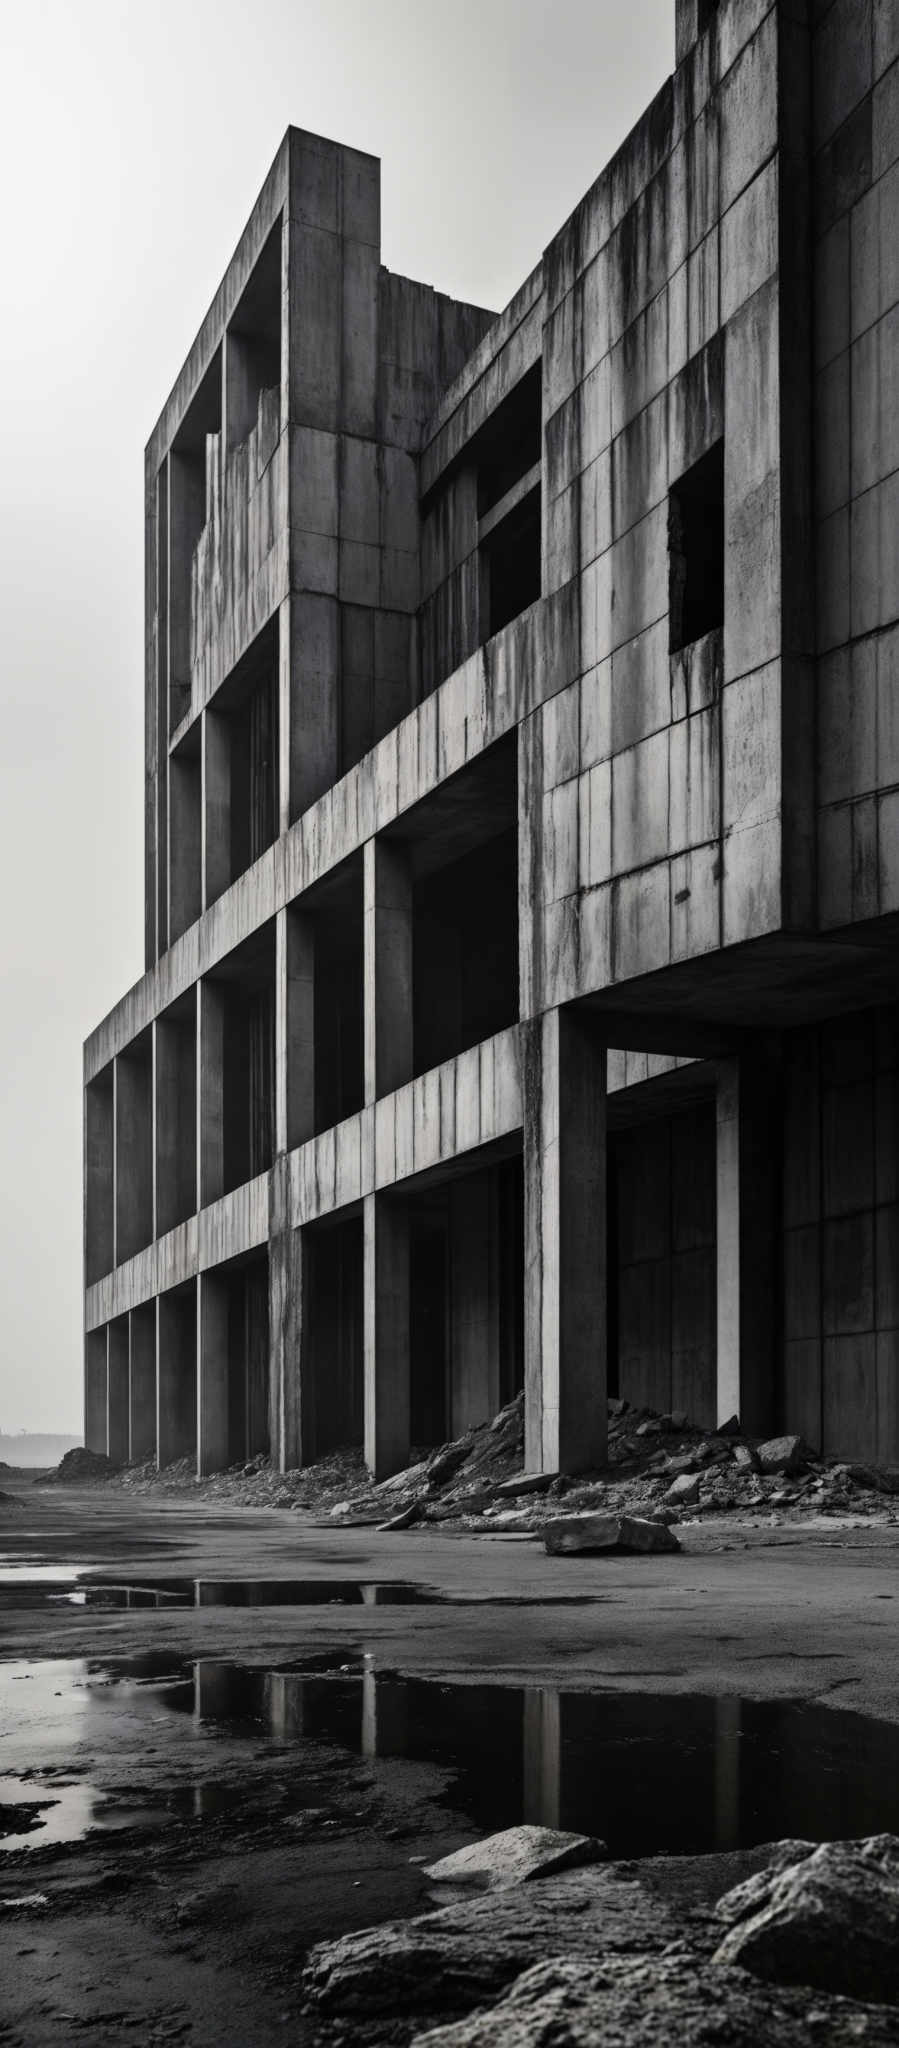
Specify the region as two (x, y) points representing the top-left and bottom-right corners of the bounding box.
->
(84, 0), (899, 1477)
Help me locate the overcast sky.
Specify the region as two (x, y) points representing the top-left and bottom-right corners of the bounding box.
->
(0, 0), (673, 1433)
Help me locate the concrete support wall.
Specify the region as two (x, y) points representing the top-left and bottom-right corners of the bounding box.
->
(107, 1320), (130, 1467)
(268, 1163), (305, 1471)
(364, 839), (413, 1102)
(364, 1190), (410, 1478)
(129, 1302), (157, 1463)
(524, 1009), (607, 1474)
(716, 1052), (779, 1435)
(157, 1288), (197, 1467)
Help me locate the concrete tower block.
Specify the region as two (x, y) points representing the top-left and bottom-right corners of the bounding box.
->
(523, 1008), (608, 1474)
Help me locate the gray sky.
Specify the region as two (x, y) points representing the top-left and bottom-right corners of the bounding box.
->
(0, 0), (673, 1433)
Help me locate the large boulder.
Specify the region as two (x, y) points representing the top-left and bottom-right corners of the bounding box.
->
(303, 1868), (675, 2017)
(713, 1835), (899, 2004)
(423, 1826), (604, 1890)
(411, 1953), (899, 2046)
(544, 1513), (681, 1557)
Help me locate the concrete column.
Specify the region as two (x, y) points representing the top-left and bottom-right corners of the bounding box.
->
(157, 1288), (197, 1468)
(197, 1269), (230, 1476)
(364, 839), (413, 1105)
(363, 1190), (410, 1479)
(198, 979), (226, 1208)
(275, 906), (315, 1156)
(523, 1687), (562, 1829)
(716, 1054), (780, 1435)
(107, 1322), (130, 1467)
(84, 1329), (108, 1453)
(203, 706), (231, 909)
(129, 1304), (157, 1462)
(268, 1213), (306, 1472)
(523, 1008), (608, 1475)
(114, 1048), (152, 1264)
(449, 1173), (500, 1435)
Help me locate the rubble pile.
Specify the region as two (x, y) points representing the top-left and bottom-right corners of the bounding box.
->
(55, 1391), (899, 1529)
(43, 1446), (117, 1484)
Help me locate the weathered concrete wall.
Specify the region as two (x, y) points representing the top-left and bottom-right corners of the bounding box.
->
(613, 1103), (717, 1427)
(814, 0), (899, 927)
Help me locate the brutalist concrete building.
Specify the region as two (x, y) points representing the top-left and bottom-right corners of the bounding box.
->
(84, 0), (899, 1480)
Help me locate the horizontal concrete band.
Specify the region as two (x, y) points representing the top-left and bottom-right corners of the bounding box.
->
(85, 1024), (523, 1330)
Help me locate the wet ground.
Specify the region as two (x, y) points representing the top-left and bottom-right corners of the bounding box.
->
(1, 1477), (898, 2044)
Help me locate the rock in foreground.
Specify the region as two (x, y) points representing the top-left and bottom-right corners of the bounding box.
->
(303, 1869), (675, 2016)
(411, 1953), (899, 2047)
(714, 1834), (899, 2004)
(543, 1513), (681, 1556)
(423, 1825), (605, 1890)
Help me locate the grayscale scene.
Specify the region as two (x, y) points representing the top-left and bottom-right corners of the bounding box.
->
(4, 0), (899, 2040)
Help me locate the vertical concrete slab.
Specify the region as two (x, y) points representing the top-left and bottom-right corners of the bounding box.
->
(198, 979), (225, 1207)
(363, 1190), (411, 1478)
(198, 1269), (230, 1476)
(114, 1045), (153, 1264)
(268, 1154), (306, 1471)
(523, 1008), (608, 1474)
(203, 706), (231, 909)
(449, 1173), (500, 1434)
(364, 839), (413, 1104)
(84, 1328), (108, 1454)
(107, 1321), (130, 1468)
(129, 1303), (157, 1463)
(285, 593), (340, 821)
(157, 1288), (197, 1469)
(276, 905), (315, 1154)
(716, 1053), (780, 1434)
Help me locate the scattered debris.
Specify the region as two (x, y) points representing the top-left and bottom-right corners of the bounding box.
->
(422, 1826), (605, 1890)
(45, 1447), (116, 1484)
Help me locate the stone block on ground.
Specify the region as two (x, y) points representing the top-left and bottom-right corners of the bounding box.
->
(411, 1953), (899, 2046)
(492, 1472), (559, 1498)
(665, 1473), (701, 1506)
(303, 1868), (675, 2017)
(543, 1513), (682, 1556)
(713, 1834), (899, 2004)
(756, 1435), (811, 1476)
(423, 1825), (605, 1890)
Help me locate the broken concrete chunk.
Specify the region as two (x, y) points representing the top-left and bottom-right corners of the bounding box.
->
(756, 1435), (811, 1476)
(664, 1473), (701, 1507)
(492, 1472), (559, 1499)
(377, 1500), (423, 1531)
(543, 1513), (681, 1556)
(411, 1952), (899, 2047)
(714, 1834), (899, 2005)
(423, 1825), (604, 1890)
(731, 1443), (759, 1470)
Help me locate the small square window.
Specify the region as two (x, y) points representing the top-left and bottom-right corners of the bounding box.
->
(668, 440), (724, 654)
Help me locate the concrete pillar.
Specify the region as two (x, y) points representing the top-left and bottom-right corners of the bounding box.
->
(114, 1047), (152, 1264)
(197, 1270), (230, 1476)
(523, 1687), (562, 1829)
(449, 1173), (500, 1435)
(282, 593), (339, 826)
(129, 1304), (157, 1462)
(275, 905), (315, 1155)
(157, 1288), (197, 1468)
(716, 1054), (780, 1435)
(268, 1210), (306, 1472)
(84, 1329), (108, 1453)
(85, 1072), (114, 1284)
(364, 1190), (410, 1479)
(198, 979), (226, 1208)
(203, 706), (231, 909)
(364, 839), (413, 1105)
(107, 1321), (130, 1467)
(523, 1008), (608, 1475)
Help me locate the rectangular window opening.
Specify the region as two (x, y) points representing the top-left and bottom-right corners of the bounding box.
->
(668, 439), (724, 654)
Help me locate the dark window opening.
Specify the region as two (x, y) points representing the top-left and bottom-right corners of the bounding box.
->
(115, 1031), (154, 1263)
(314, 904), (364, 1137)
(155, 989), (197, 1237)
(305, 1216), (363, 1456)
(476, 364), (542, 518)
(213, 928), (276, 1196)
(226, 221), (282, 456)
(168, 724), (202, 941)
(668, 440), (724, 654)
(206, 620), (279, 905)
(226, 1256), (270, 1463)
(409, 1154), (524, 1451)
(168, 349), (222, 731)
(85, 1067), (114, 1285)
(481, 487), (541, 640)
(413, 826), (519, 1074)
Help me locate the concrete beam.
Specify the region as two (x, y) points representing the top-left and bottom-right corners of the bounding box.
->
(716, 1052), (780, 1434)
(129, 1305), (157, 1463)
(524, 1008), (608, 1474)
(197, 1269), (230, 1476)
(363, 1190), (410, 1478)
(364, 839), (413, 1105)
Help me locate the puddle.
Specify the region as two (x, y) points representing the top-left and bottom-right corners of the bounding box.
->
(3, 1651), (899, 1857)
(1, 1573), (599, 1611)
